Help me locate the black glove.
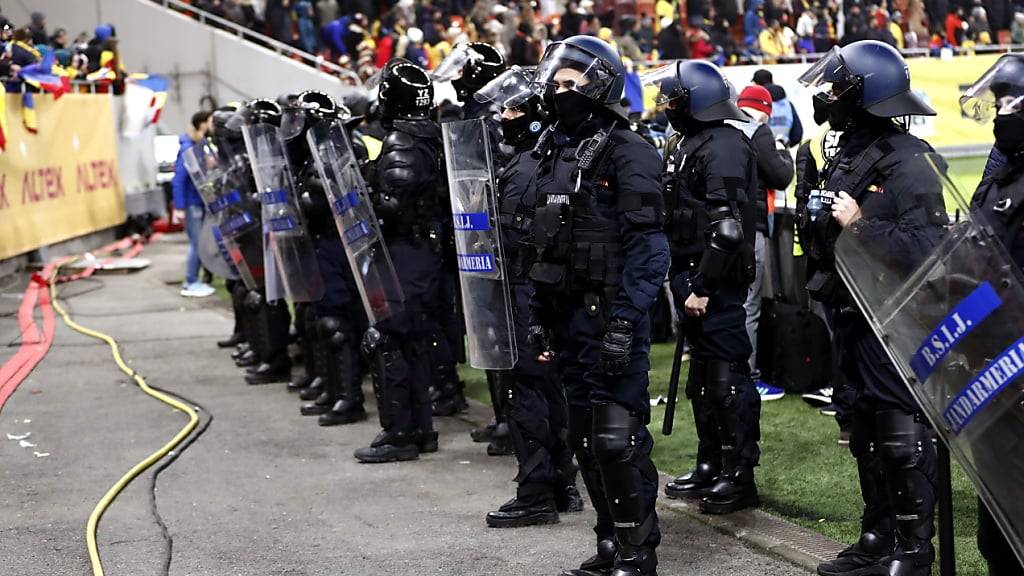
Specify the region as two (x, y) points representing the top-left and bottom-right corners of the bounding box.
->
(361, 326), (384, 357)
(598, 318), (634, 375)
(526, 324), (553, 357)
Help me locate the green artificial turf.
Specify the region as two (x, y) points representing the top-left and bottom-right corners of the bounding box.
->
(459, 341), (986, 574)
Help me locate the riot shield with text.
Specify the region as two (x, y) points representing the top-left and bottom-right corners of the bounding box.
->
(182, 140), (260, 289)
(242, 122), (325, 303)
(835, 152), (1024, 564)
(442, 118), (517, 370)
(306, 120), (404, 325)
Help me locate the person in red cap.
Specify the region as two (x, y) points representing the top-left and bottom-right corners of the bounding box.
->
(735, 84), (794, 402)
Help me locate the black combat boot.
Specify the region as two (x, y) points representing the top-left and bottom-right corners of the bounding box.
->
(817, 531), (894, 576)
(561, 538), (617, 576)
(665, 462), (720, 500)
(667, 360), (722, 499)
(354, 429), (419, 463)
(486, 484), (559, 528)
(244, 356), (291, 385)
(319, 336), (367, 426)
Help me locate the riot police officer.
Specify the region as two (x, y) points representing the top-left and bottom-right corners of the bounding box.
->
(644, 60), (761, 515)
(797, 41), (942, 576)
(962, 53), (1024, 576)
(528, 36), (669, 576)
(284, 90), (369, 426)
(470, 66), (584, 528)
(355, 59), (446, 462)
(431, 42), (509, 426)
(216, 100), (294, 386)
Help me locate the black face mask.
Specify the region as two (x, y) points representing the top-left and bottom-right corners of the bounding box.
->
(812, 92), (830, 125)
(665, 105), (693, 134)
(552, 89), (593, 134)
(825, 96), (859, 132)
(994, 114), (1024, 155)
(500, 113), (543, 146)
(451, 76), (471, 103)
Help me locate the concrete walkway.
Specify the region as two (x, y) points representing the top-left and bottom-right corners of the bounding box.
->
(0, 234), (810, 576)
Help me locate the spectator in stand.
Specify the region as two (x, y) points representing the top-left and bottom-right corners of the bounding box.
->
(173, 110), (216, 299)
(84, 25), (113, 71)
(758, 19), (794, 62)
(316, 0), (339, 28)
(714, 0), (740, 28)
(294, 0), (319, 53)
(27, 12), (46, 45)
(615, 16), (645, 62)
(796, 8), (817, 47)
(946, 6), (965, 47)
(866, 13), (898, 46)
(266, 0), (294, 45)
(510, 21), (540, 65)
(710, 17), (743, 63)
(344, 13), (368, 56)
(50, 27), (68, 49)
(745, 0), (768, 47)
(927, 0), (950, 35)
(1013, 12), (1024, 44)
(812, 6), (834, 52)
(688, 25), (716, 59)
(889, 11), (906, 48)
(561, 1), (584, 38)
(657, 16), (690, 59)
(635, 14), (655, 54)
(9, 28), (40, 67)
(969, 2), (991, 44)
(0, 6), (9, 32)
(907, 0), (929, 48)
(841, 3), (868, 45)
(401, 27), (429, 69)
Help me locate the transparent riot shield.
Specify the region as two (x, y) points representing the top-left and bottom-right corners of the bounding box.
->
(182, 140), (259, 289)
(835, 152), (1024, 564)
(197, 218), (240, 280)
(442, 118), (517, 370)
(242, 122), (324, 303)
(306, 120), (404, 325)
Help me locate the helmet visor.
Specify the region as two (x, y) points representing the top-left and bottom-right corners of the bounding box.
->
(797, 47), (859, 100)
(279, 106), (309, 141)
(960, 56), (1024, 124)
(431, 43), (471, 82)
(474, 66), (536, 109)
(531, 42), (615, 102)
(640, 62), (682, 105)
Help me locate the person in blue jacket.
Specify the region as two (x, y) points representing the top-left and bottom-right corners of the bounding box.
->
(172, 110), (215, 298)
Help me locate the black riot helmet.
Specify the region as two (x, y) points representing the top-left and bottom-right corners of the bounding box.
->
(433, 42), (506, 103)
(641, 59), (747, 123)
(960, 54), (1024, 123)
(799, 40), (935, 119)
(532, 35), (628, 120)
(211, 103), (246, 160)
(377, 58), (434, 121)
(242, 98), (284, 126)
(475, 66), (549, 146)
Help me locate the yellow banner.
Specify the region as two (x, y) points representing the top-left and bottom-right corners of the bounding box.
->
(0, 93), (125, 260)
(904, 54), (1001, 148)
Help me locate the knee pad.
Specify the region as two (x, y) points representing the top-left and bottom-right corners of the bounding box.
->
(592, 403), (641, 465)
(684, 359), (706, 400)
(316, 316), (346, 350)
(568, 405), (594, 458)
(849, 410), (876, 459)
(876, 409), (928, 470)
(705, 360), (741, 409)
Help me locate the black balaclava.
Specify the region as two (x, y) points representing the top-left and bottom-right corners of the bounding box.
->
(552, 89), (593, 135)
(500, 107), (545, 146)
(994, 114), (1024, 155)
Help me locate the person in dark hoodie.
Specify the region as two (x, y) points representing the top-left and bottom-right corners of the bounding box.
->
(27, 12), (47, 45)
(85, 24), (114, 72)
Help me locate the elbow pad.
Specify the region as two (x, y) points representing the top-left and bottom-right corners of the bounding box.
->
(698, 207), (745, 283)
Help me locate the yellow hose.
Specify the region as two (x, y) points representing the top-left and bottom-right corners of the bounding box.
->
(48, 262), (200, 576)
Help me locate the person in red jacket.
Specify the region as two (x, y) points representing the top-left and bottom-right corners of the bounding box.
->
(945, 6), (965, 46)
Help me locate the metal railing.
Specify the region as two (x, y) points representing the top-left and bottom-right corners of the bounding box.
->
(641, 42), (1024, 68)
(151, 0), (363, 86)
(1, 77), (110, 94)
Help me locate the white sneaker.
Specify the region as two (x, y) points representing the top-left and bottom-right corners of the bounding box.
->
(181, 282), (216, 298)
